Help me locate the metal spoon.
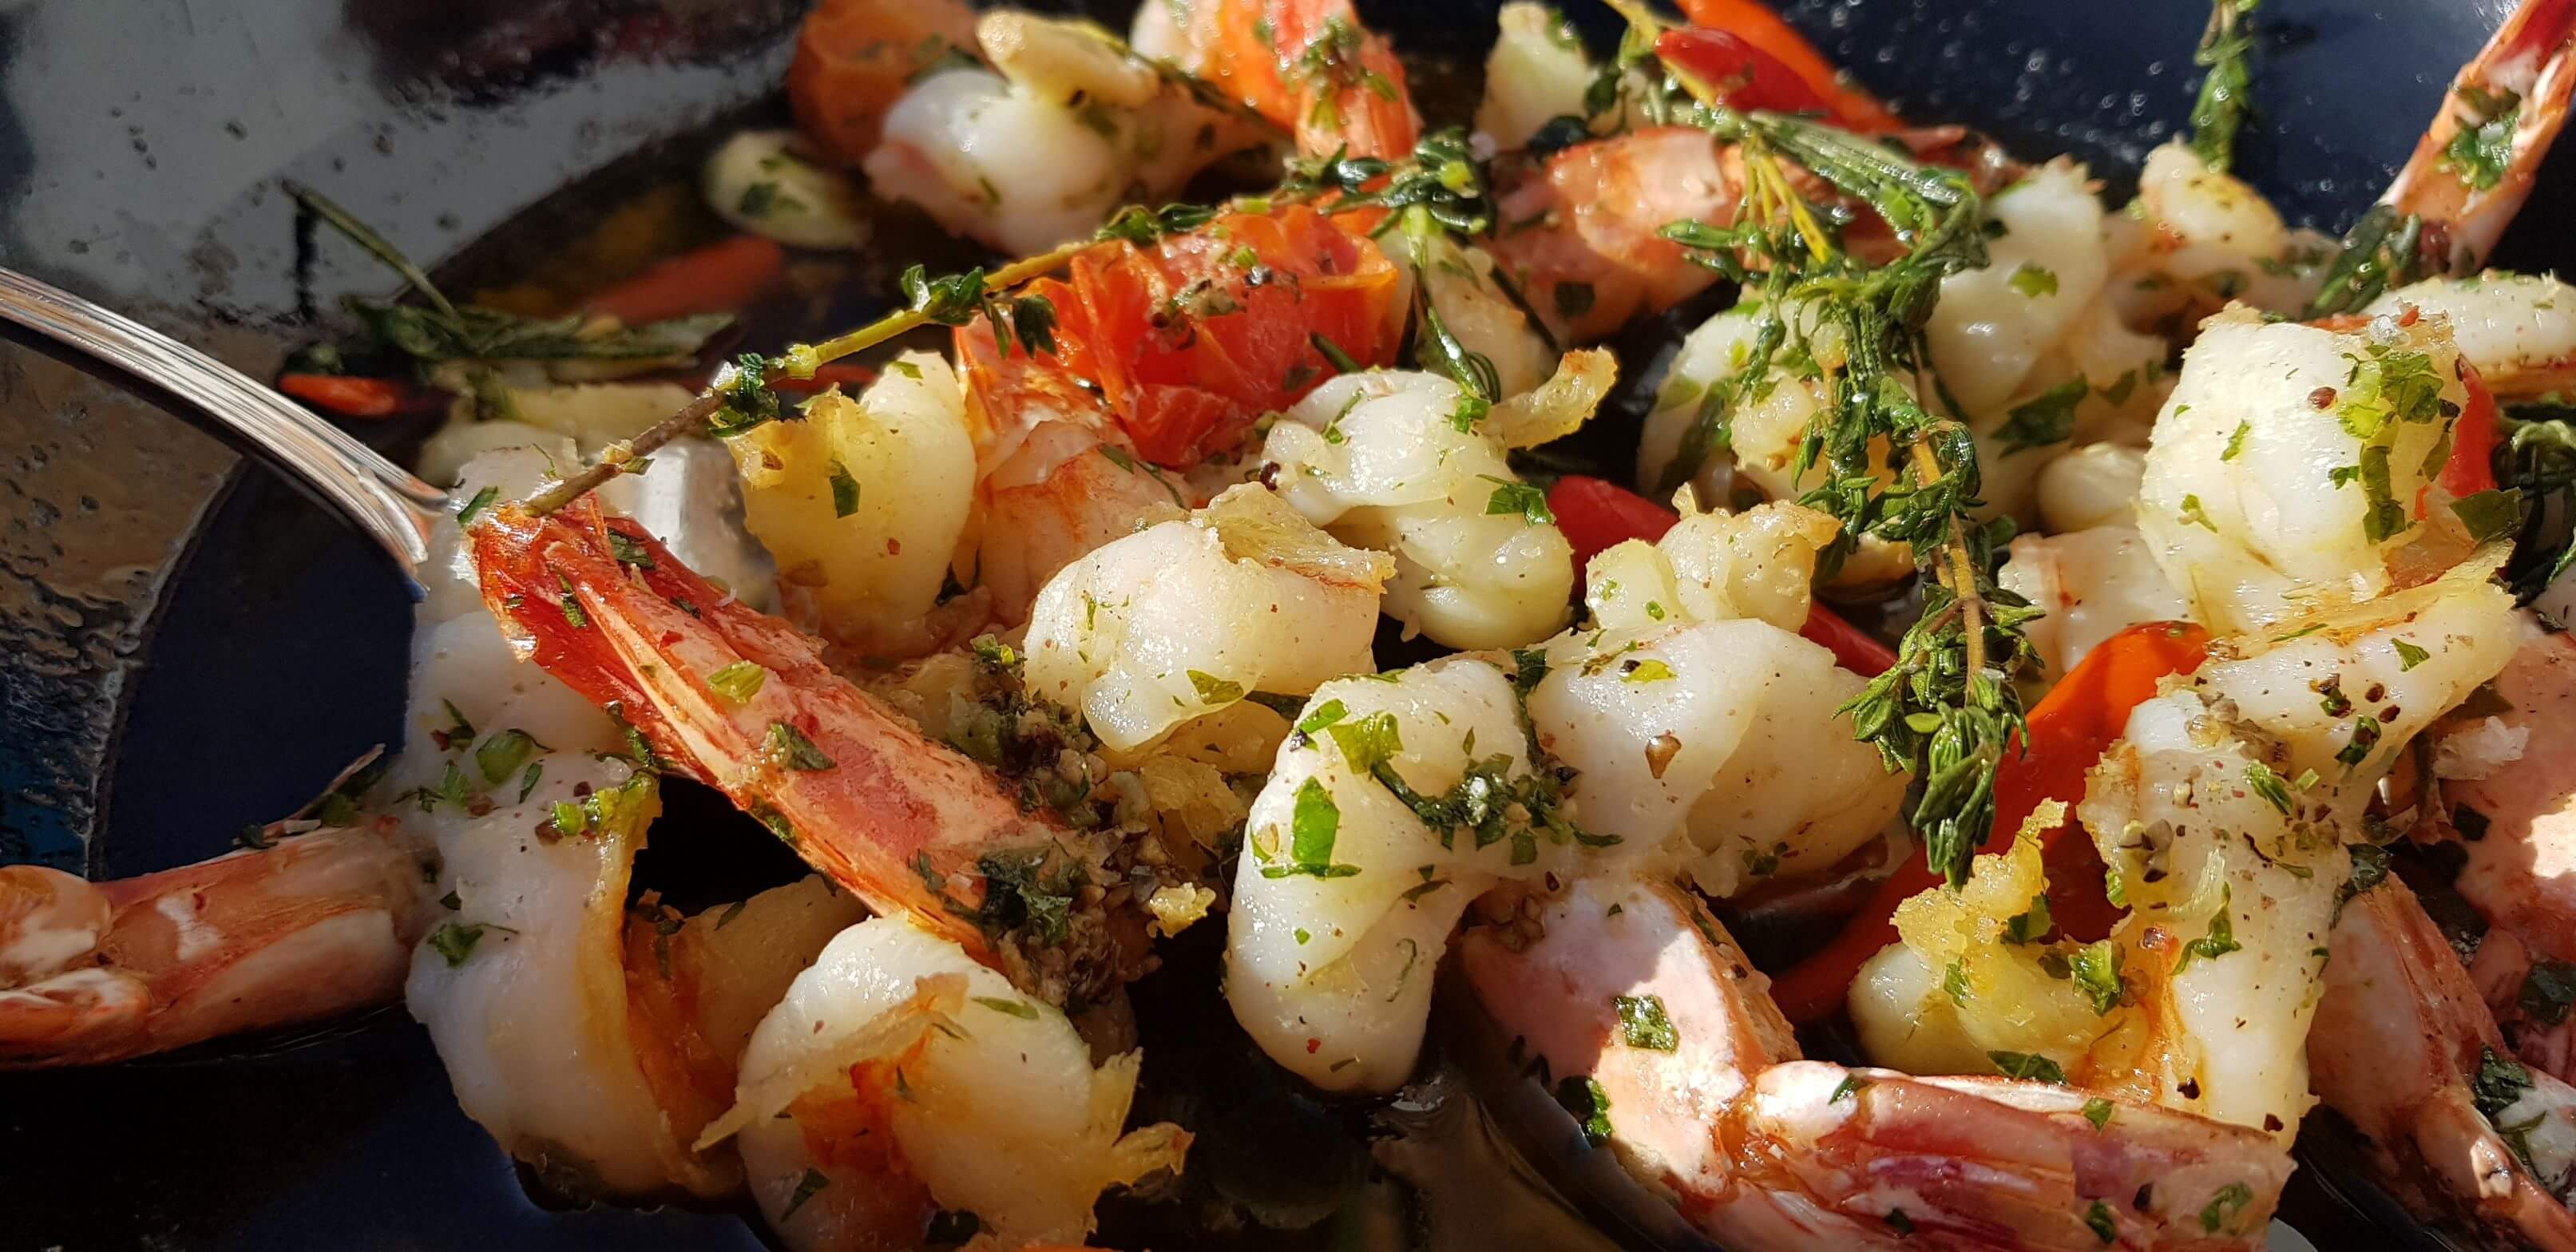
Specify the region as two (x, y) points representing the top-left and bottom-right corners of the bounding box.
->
(0, 265), (450, 588)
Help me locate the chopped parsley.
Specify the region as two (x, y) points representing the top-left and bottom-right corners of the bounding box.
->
(1988, 1050), (2068, 1084)
(1482, 476), (1556, 526)
(2393, 639), (2430, 671)
(1998, 376), (2089, 455)
(1614, 994), (1678, 1051)
(765, 722), (836, 771)
(828, 460), (861, 517)
(707, 660), (768, 704)
(1260, 778), (1362, 878)
(1187, 670), (1246, 706)
(1555, 1075), (1615, 1147)
(2007, 262), (2059, 298)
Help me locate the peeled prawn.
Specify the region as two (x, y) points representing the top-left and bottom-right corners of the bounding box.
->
(866, 11), (1277, 254)
(2368, 271), (2576, 398)
(1262, 370), (1576, 649)
(1525, 616), (1907, 898)
(2138, 304), (2479, 636)
(707, 917), (1188, 1251)
(1226, 658), (1608, 1092)
(1023, 484), (1389, 754)
(1459, 875), (2293, 1251)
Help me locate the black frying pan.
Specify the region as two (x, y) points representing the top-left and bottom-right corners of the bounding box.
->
(0, 0), (2554, 1247)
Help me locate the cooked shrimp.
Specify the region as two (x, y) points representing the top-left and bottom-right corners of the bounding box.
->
(1861, 562), (2519, 1142)
(2368, 271), (2576, 398)
(727, 352), (981, 655)
(866, 12), (1277, 253)
(2137, 304), (2479, 636)
(1458, 875), (2293, 1251)
(2376, 0), (2576, 276)
(470, 498), (1072, 965)
(706, 917), (1189, 1251)
(1525, 618), (1907, 898)
(2035, 442), (2149, 534)
(1023, 484), (1389, 754)
(1474, 2), (1595, 152)
(1488, 127), (1746, 344)
(2310, 872), (2576, 1247)
(1226, 658), (1609, 1092)
(2106, 143), (2335, 328)
(1579, 499), (1839, 636)
(1925, 160), (2114, 419)
(406, 752), (746, 1199)
(1133, 0), (1421, 160)
(1999, 525), (2188, 685)
(787, 0), (980, 164)
(1260, 370), (1577, 649)
(0, 819), (435, 1068)
(2439, 624), (2576, 966)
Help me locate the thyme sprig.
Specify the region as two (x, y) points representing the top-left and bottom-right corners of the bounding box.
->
(2187, 0), (2261, 172)
(1657, 77), (2036, 886)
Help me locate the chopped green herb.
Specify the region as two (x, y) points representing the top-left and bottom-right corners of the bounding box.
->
(474, 728), (543, 785)
(766, 722), (836, 771)
(2452, 487), (2524, 543)
(971, 995), (1040, 1020)
(1997, 376), (2089, 456)
(2222, 421), (2252, 461)
(1296, 699), (1349, 735)
(828, 461), (861, 517)
(2393, 639), (2430, 671)
(1622, 659), (1677, 683)
(2174, 889), (2242, 973)
(707, 660), (768, 704)
(1614, 994), (1678, 1051)
(1482, 476), (1556, 526)
(2245, 761), (2294, 814)
(2007, 263), (2059, 298)
(2083, 1199), (2117, 1245)
(1187, 669), (1246, 706)
(1829, 1074), (1873, 1103)
(2083, 1096), (2115, 1131)
(781, 1167), (830, 1221)
(2178, 493), (2218, 532)
(1555, 1075), (1615, 1146)
(1988, 1050), (2068, 1084)
(455, 485), (499, 526)
(2198, 1182), (2254, 1234)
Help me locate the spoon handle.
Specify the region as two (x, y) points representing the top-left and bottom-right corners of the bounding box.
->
(0, 266), (447, 576)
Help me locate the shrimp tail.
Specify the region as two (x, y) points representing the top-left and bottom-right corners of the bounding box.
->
(470, 501), (1070, 959)
(1462, 875), (2290, 1250)
(2383, 0), (2576, 274)
(1, 821), (436, 1068)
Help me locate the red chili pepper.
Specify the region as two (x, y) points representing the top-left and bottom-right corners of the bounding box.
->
(276, 374), (406, 418)
(1769, 620), (2213, 1024)
(2440, 359), (2502, 498)
(1670, 0), (1904, 131)
(585, 234), (785, 327)
(1546, 473), (1681, 565)
(1654, 27), (1836, 117)
(1797, 602), (1897, 675)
